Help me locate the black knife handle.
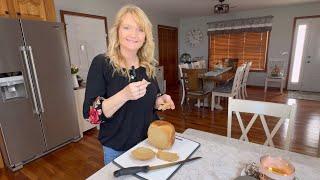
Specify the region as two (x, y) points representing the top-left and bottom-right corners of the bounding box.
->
(114, 166), (149, 177)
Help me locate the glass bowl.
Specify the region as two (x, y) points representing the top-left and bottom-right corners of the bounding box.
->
(259, 155), (295, 180)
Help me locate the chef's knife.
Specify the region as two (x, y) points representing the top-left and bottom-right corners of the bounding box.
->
(113, 156), (201, 177)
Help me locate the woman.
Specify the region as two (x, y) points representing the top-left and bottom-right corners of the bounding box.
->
(83, 5), (175, 165)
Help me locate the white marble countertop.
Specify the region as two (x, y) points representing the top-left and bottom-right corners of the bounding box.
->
(87, 129), (320, 180)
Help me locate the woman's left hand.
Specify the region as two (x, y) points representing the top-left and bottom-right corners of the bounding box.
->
(155, 94), (175, 111)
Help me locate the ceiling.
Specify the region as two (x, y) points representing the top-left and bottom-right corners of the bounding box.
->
(119, 0), (320, 18)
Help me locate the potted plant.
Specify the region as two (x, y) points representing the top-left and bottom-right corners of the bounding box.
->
(71, 65), (79, 88)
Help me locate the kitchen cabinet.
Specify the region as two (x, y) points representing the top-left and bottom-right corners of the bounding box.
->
(1, 0), (56, 21)
(0, 0), (9, 17)
(13, 0), (47, 20)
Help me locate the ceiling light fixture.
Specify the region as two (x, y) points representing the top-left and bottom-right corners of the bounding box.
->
(214, 0), (230, 14)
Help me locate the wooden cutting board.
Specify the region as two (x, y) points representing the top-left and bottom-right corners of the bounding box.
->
(113, 136), (200, 180)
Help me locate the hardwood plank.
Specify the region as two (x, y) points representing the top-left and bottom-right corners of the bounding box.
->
(161, 86), (320, 157)
(0, 150), (4, 169)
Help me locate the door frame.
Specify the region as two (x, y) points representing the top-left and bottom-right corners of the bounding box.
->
(286, 15), (320, 90)
(60, 10), (108, 64)
(60, 10), (108, 44)
(157, 24), (179, 86)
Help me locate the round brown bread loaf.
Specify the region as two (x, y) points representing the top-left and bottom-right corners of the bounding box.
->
(147, 120), (175, 149)
(131, 147), (155, 161)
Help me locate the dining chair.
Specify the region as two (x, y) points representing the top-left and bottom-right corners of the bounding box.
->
(178, 63), (190, 105)
(240, 61), (252, 99)
(191, 60), (207, 69)
(227, 97), (296, 150)
(155, 66), (166, 94)
(181, 68), (210, 107)
(210, 65), (245, 111)
(191, 61), (201, 69)
(235, 62), (247, 99)
(198, 60), (207, 69)
(264, 58), (286, 94)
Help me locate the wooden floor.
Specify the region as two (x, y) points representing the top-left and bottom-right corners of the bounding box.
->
(0, 86), (319, 179)
(162, 86), (320, 157)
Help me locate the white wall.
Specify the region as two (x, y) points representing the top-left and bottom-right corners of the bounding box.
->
(179, 2), (320, 86)
(53, 0), (180, 60)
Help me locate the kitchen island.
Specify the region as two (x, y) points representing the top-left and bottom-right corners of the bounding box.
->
(87, 129), (320, 180)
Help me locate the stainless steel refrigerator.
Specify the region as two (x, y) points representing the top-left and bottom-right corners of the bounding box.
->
(0, 18), (80, 171)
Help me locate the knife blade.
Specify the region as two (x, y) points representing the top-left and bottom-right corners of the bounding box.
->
(113, 156), (201, 177)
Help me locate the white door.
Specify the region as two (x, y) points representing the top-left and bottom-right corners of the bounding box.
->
(300, 18), (320, 92)
(288, 17), (320, 92)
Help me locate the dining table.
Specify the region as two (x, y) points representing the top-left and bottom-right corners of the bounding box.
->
(197, 66), (235, 109)
(87, 128), (320, 180)
(201, 66), (234, 83)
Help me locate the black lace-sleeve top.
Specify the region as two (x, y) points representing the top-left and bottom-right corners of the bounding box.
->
(83, 54), (160, 151)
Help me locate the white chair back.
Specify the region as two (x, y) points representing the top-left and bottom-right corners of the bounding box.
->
(178, 63), (190, 78)
(231, 65), (245, 96)
(155, 66), (166, 93)
(240, 61), (252, 99)
(191, 60), (207, 69)
(178, 63), (190, 105)
(198, 60), (207, 69)
(228, 97), (296, 150)
(191, 61), (201, 69)
(242, 61), (252, 84)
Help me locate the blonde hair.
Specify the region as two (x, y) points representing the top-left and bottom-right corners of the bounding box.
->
(107, 4), (157, 79)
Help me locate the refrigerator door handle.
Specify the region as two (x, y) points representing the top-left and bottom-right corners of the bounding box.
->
(26, 46), (45, 113)
(20, 46), (40, 115)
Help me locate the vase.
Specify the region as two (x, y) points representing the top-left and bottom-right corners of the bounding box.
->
(72, 74), (79, 88)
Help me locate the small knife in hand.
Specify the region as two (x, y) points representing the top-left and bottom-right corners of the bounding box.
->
(113, 156), (201, 177)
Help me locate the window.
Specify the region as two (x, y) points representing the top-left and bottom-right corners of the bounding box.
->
(209, 31), (269, 71)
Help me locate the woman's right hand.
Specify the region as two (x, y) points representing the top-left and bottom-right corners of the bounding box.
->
(121, 79), (150, 101)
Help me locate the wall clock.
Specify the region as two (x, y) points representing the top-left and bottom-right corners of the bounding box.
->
(185, 29), (203, 48)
